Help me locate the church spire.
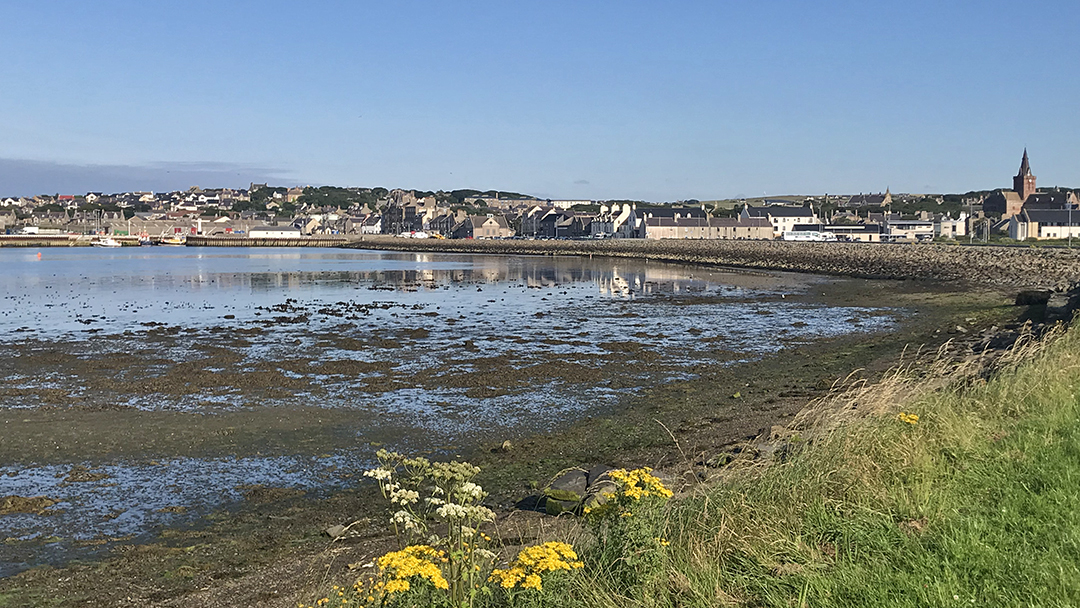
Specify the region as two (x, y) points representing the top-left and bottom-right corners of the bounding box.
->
(1013, 149), (1036, 200)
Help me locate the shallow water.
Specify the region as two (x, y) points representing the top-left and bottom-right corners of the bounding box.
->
(0, 247), (900, 576)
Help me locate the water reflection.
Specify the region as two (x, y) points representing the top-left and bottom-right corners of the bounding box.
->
(0, 249), (796, 339)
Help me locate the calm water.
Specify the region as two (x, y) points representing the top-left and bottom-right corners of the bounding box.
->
(0, 247), (900, 575)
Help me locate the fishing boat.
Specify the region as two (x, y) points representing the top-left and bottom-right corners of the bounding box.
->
(160, 235), (187, 246)
(91, 237), (123, 248)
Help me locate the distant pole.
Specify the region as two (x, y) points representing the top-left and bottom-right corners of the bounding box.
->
(1070, 202), (1073, 248)
(972, 201), (980, 245)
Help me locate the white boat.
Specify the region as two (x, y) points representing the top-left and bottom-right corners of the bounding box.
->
(91, 237), (123, 248)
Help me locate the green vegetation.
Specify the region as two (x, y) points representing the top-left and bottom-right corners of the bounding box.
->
(297, 186), (380, 212)
(573, 325), (1079, 607)
(305, 324), (1080, 607)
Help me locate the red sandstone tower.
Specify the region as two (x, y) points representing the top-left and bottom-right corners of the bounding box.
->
(1013, 149), (1037, 200)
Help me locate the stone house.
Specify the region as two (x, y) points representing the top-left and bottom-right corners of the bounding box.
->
(452, 215), (515, 239)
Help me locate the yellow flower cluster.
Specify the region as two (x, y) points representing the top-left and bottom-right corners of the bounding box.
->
(489, 542), (584, 591)
(375, 545), (449, 593)
(897, 412), (920, 425)
(607, 467), (674, 500)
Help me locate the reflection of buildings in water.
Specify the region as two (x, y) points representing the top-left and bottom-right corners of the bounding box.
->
(596, 267), (632, 299)
(193, 255), (720, 296)
(592, 265), (714, 298)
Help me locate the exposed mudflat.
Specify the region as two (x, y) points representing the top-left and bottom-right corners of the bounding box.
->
(0, 248), (1019, 605)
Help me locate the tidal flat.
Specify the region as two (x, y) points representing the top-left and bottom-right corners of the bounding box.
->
(0, 247), (1014, 601)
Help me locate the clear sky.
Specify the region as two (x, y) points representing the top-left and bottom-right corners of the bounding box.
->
(1, 1), (1077, 200)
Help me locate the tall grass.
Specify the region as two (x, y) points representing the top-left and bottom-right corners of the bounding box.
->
(566, 325), (1080, 607)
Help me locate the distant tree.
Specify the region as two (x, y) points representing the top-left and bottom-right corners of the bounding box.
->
(249, 186), (287, 205)
(570, 203), (601, 213)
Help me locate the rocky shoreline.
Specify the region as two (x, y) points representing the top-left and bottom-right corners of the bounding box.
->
(346, 236), (1080, 291)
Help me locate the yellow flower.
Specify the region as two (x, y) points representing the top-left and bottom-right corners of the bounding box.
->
(522, 574), (542, 590)
(898, 412), (919, 425)
(489, 542), (583, 591)
(375, 545), (450, 593)
(607, 468), (674, 500)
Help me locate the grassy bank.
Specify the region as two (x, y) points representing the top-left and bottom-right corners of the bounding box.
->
(566, 324), (1080, 607)
(302, 323), (1079, 608)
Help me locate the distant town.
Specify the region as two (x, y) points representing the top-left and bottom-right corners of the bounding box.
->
(1, 151), (1077, 244)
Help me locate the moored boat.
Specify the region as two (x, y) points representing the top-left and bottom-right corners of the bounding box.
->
(91, 237), (123, 248)
(160, 235), (187, 246)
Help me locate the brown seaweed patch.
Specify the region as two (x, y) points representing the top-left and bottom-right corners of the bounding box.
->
(1, 495), (59, 515)
(58, 465), (110, 483)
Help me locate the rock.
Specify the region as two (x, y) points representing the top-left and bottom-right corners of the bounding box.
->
(582, 477), (618, 511)
(1015, 290), (1052, 306)
(1047, 292), (1070, 309)
(955, 325), (969, 334)
(500, 440), (512, 452)
(543, 469), (588, 515)
(324, 524), (346, 539)
(585, 465), (612, 487)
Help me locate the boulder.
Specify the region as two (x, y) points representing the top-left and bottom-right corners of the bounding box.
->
(1015, 290), (1052, 306)
(543, 469), (587, 515)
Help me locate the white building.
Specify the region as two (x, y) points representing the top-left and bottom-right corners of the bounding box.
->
(1009, 209), (1080, 240)
(885, 219), (935, 241)
(249, 226), (302, 238)
(740, 204), (818, 238)
(935, 211), (967, 239)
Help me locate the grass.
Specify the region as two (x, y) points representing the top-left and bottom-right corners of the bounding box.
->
(561, 325), (1080, 607)
(289, 322), (1079, 608)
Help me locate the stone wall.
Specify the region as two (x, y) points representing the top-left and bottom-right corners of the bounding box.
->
(346, 236), (1080, 291)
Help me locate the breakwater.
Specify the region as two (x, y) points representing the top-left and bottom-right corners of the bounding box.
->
(0, 235), (98, 247)
(346, 237), (1080, 290)
(186, 235), (349, 247)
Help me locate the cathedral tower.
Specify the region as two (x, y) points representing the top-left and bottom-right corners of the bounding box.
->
(1013, 149), (1036, 200)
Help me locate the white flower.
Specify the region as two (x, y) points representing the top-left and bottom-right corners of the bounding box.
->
(363, 467), (392, 481)
(436, 503), (468, 520)
(390, 488), (420, 505)
(391, 510), (420, 532)
(425, 497), (445, 506)
(457, 481), (485, 501)
(469, 506), (496, 522)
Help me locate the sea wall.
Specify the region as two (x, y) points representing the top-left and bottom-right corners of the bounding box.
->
(187, 235), (349, 247)
(346, 236), (1080, 290)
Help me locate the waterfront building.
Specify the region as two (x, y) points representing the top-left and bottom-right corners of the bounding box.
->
(451, 214), (515, 239)
(740, 204), (817, 238)
(1008, 208), (1080, 240)
(249, 225), (302, 239)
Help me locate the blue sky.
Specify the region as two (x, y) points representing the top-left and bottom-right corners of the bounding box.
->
(1, 1), (1077, 199)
